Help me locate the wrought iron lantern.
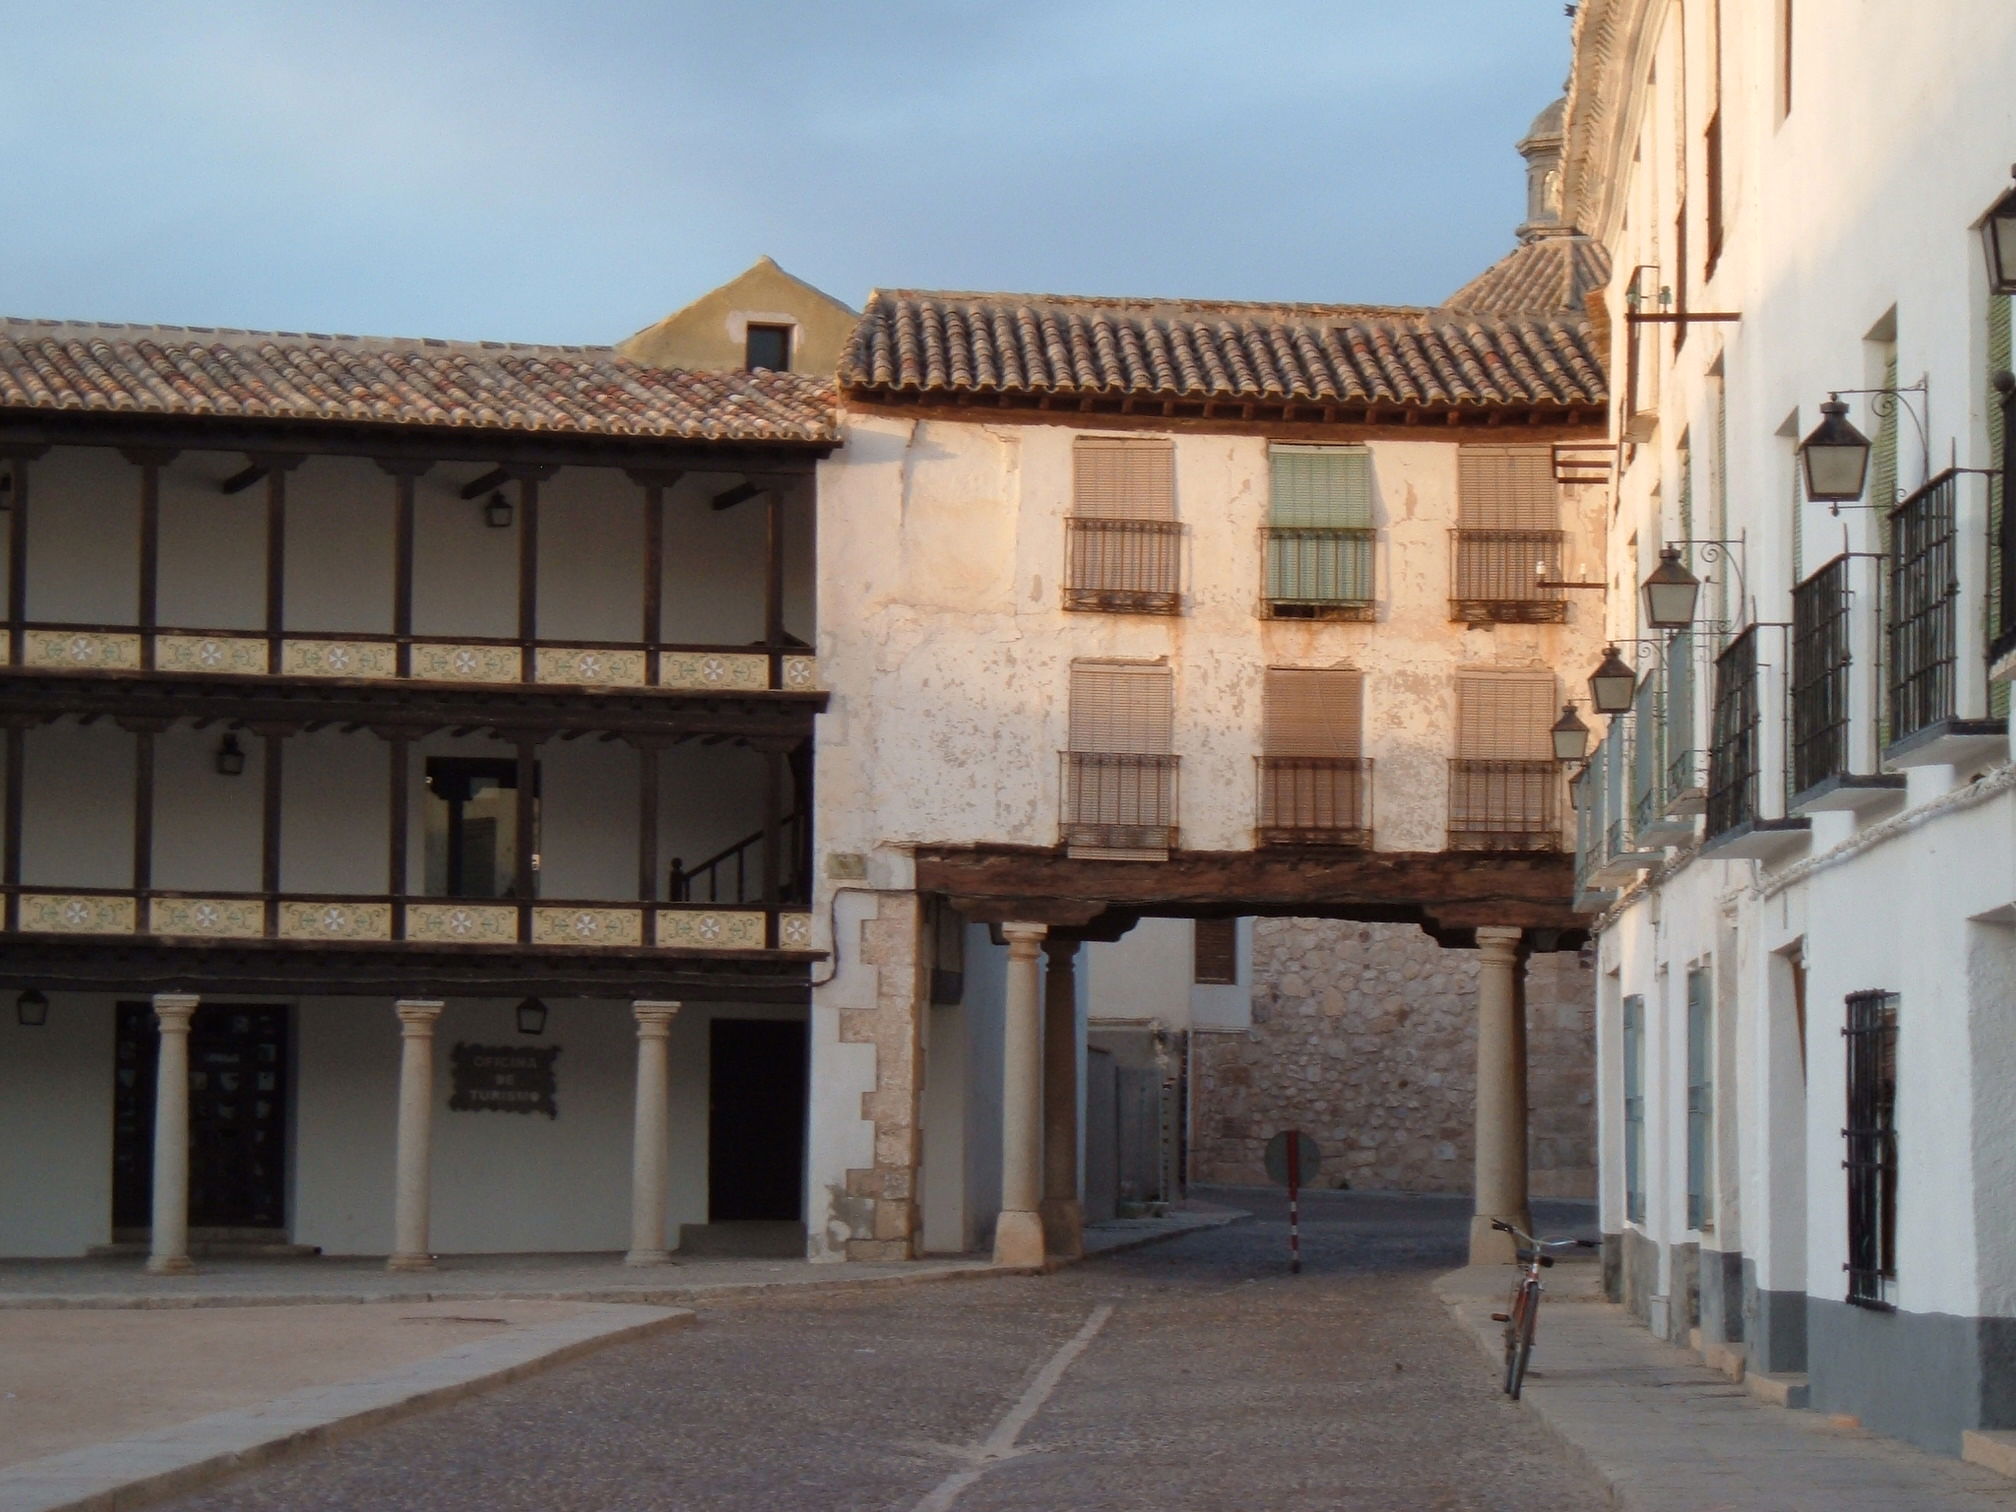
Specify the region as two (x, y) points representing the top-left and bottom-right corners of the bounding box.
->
(1799, 399), (1873, 503)
(1983, 173), (2016, 295)
(15, 989), (48, 1027)
(1640, 547), (1702, 630)
(1588, 646), (1638, 715)
(1551, 703), (1592, 763)
(515, 996), (548, 1036)
(214, 734), (247, 777)
(485, 491), (515, 529)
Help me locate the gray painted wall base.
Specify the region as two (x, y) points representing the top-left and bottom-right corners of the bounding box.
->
(1668, 1240), (1700, 1342)
(1620, 1228), (1657, 1325)
(1808, 1298), (2016, 1455)
(1698, 1246), (1744, 1345)
(1741, 1257), (1807, 1374)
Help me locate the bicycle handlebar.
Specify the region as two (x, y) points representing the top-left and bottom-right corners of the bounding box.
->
(1490, 1219), (1597, 1251)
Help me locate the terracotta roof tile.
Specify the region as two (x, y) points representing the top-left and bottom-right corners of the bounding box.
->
(841, 289), (1605, 411)
(1444, 235), (1611, 317)
(0, 320), (836, 445)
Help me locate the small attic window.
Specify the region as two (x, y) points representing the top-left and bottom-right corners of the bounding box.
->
(745, 323), (792, 371)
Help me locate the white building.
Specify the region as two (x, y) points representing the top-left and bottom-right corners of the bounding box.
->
(1565, 0), (2016, 1456)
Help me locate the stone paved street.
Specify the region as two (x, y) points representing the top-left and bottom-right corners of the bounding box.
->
(151, 1190), (1605, 1512)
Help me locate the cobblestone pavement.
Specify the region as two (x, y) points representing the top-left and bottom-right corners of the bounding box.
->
(155, 1190), (1607, 1512)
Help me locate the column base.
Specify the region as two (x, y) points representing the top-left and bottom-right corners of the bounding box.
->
(1469, 1213), (1529, 1266)
(144, 1254), (195, 1276)
(1040, 1198), (1084, 1261)
(385, 1252), (438, 1272)
(993, 1209), (1047, 1268)
(623, 1248), (674, 1267)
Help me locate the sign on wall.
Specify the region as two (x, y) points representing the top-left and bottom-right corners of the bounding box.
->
(449, 1043), (560, 1119)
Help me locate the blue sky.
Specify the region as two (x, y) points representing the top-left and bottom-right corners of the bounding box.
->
(5, 2), (1571, 345)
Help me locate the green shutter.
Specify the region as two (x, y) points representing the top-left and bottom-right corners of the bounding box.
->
(1791, 435), (1805, 580)
(1623, 994), (1646, 1226)
(1686, 968), (1714, 1230)
(1874, 352), (1900, 509)
(1267, 447), (1373, 603)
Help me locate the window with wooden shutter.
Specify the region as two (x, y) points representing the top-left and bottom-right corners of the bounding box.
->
(1448, 670), (1559, 849)
(1062, 662), (1178, 858)
(1258, 667), (1370, 845)
(1451, 446), (1565, 622)
(1068, 438), (1181, 613)
(1265, 446), (1375, 618)
(1193, 918), (1237, 985)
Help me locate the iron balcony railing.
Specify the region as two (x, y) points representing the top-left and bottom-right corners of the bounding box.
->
(1262, 527), (1376, 619)
(1887, 469), (1959, 745)
(1706, 627), (1760, 839)
(1791, 554), (1853, 797)
(1994, 383), (2016, 667)
(1447, 758), (1560, 852)
(1448, 529), (1568, 623)
(1572, 762), (1603, 895)
(1064, 518), (1183, 613)
(1060, 752), (1179, 850)
(1256, 756), (1372, 846)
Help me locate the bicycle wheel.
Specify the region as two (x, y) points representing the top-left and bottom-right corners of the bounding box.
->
(1501, 1283), (1530, 1395)
(1506, 1284), (1539, 1400)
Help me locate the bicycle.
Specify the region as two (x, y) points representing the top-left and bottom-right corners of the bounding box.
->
(1488, 1218), (1597, 1399)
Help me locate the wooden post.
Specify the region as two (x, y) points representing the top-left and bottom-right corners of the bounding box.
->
(264, 466), (287, 674)
(642, 480), (664, 685)
(764, 486), (786, 686)
(3, 723), (21, 933)
(122, 450), (175, 670)
(261, 731), (284, 936)
(514, 734), (537, 940)
(387, 731), (409, 937)
(517, 473), (540, 650)
(636, 741), (659, 946)
(4, 450), (35, 667)
(131, 725), (155, 895)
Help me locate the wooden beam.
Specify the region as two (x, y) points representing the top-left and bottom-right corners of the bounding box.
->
(710, 481), (763, 511)
(458, 466), (511, 501)
(221, 461), (271, 495)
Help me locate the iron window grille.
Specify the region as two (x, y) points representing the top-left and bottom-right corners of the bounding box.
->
(1994, 375), (2016, 666)
(1791, 554), (1853, 797)
(1059, 752), (1179, 852)
(1446, 759), (1560, 851)
(1623, 993), (1647, 1226)
(1256, 756), (1372, 847)
(1065, 517), (1183, 613)
(1263, 527), (1376, 619)
(1843, 989), (1899, 1309)
(1887, 469), (1959, 745)
(1448, 529), (1569, 623)
(1706, 627), (1759, 839)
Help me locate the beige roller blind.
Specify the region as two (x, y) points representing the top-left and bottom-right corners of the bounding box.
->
(1457, 446), (1558, 529)
(1069, 662), (1174, 753)
(1074, 437), (1176, 520)
(1454, 670), (1556, 760)
(1263, 667), (1363, 757)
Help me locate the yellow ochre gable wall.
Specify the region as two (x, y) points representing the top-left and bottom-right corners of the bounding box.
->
(617, 257), (856, 375)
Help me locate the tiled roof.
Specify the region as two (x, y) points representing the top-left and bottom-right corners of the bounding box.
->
(0, 320), (837, 445)
(841, 290), (1605, 412)
(1444, 235), (1611, 317)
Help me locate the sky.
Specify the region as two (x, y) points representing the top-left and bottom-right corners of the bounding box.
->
(4, 2), (1573, 347)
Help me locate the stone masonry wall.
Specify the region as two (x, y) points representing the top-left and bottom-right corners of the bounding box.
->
(1193, 919), (1594, 1198)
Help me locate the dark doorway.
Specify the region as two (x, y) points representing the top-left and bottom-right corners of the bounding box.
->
(707, 1018), (807, 1221)
(113, 1003), (290, 1232)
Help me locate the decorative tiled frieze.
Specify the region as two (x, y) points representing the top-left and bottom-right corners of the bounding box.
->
(23, 630), (142, 670)
(149, 896), (264, 938)
(781, 655), (818, 691)
(18, 893), (136, 933)
(657, 908), (765, 950)
(409, 642), (522, 684)
(156, 634), (268, 675)
(778, 911), (814, 949)
(277, 900), (393, 941)
(281, 639), (397, 679)
(533, 647), (647, 687)
(531, 906), (643, 947)
(656, 651), (768, 691)
(404, 902), (519, 943)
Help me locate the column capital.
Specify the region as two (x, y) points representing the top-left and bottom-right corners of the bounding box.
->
(1002, 920), (1049, 957)
(395, 998), (445, 1032)
(632, 1000), (681, 1036)
(151, 993), (199, 1028)
(1474, 926), (1524, 958)
(1042, 936), (1081, 964)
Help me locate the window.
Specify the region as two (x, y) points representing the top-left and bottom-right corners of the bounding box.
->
(1705, 0), (1725, 275)
(1706, 627), (1759, 837)
(1061, 661), (1177, 859)
(1686, 966), (1714, 1230)
(1844, 989), (1898, 1307)
(1065, 437), (1181, 613)
(1448, 670), (1559, 850)
(1989, 292), (2016, 702)
(1451, 447), (1566, 622)
(1264, 446), (1374, 619)
(1778, 0), (1795, 119)
(1258, 666), (1369, 845)
(1623, 993), (1646, 1225)
(1791, 555), (1852, 796)
(744, 323), (792, 371)
(1193, 919), (1237, 984)
(424, 757), (536, 898)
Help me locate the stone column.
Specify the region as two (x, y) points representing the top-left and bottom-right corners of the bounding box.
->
(145, 994), (200, 1276)
(626, 1000), (681, 1265)
(1469, 927), (1531, 1265)
(994, 921), (1048, 1267)
(1040, 937), (1083, 1259)
(387, 999), (445, 1272)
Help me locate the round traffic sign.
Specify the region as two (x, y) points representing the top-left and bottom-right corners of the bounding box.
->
(1263, 1130), (1323, 1188)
